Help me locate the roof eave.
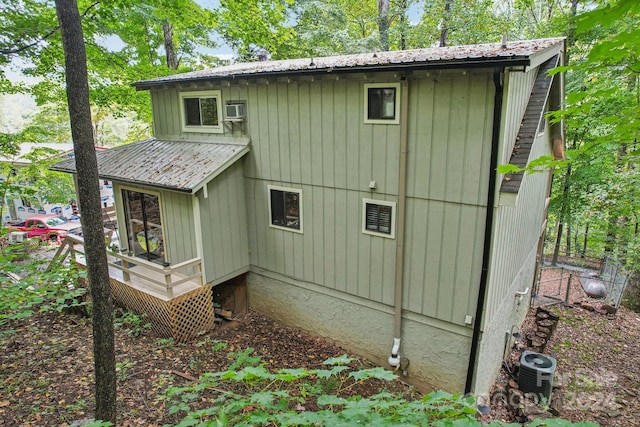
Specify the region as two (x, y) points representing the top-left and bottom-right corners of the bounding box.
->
(132, 57), (532, 91)
(48, 164), (196, 193)
(191, 144), (250, 195)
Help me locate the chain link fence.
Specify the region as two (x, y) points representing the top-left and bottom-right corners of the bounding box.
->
(532, 243), (630, 308)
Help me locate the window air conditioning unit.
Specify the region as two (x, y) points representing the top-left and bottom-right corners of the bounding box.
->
(225, 103), (245, 121)
(518, 350), (557, 401)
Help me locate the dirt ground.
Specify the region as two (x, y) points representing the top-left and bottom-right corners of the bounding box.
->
(0, 308), (419, 426)
(487, 267), (640, 426)
(2, 265), (639, 426)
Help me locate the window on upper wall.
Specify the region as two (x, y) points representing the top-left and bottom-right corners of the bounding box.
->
(269, 185), (302, 233)
(179, 90), (224, 133)
(364, 82), (400, 124)
(362, 198), (396, 239)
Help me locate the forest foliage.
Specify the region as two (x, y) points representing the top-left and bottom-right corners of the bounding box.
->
(1, 0), (638, 269)
(2, 0), (636, 271)
(0, 0), (638, 423)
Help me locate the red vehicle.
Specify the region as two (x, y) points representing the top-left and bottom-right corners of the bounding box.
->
(6, 215), (82, 241)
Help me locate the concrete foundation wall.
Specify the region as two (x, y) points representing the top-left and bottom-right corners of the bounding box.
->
(247, 269), (473, 392)
(472, 244), (537, 396)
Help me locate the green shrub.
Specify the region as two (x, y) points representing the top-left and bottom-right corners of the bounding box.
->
(0, 247), (88, 329)
(162, 353), (598, 427)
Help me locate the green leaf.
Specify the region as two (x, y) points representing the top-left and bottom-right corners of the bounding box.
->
(349, 367), (397, 381)
(322, 354), (354, 365)
(317, 394), (348, 406)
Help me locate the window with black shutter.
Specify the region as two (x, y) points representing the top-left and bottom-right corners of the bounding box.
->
(362, 198), (396, 238)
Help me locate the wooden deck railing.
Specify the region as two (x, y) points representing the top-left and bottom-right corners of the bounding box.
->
(48, 234), (203, 299)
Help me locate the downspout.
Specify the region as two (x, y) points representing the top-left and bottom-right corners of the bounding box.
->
(464, 67), (505, 394)
(389, 76), (410, 370)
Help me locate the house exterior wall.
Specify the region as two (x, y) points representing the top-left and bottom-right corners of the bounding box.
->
(150, 70), (497, 391)
(248, 269), (472, 392)
(147, 60), (557, 393)
(472, 64), (554, 393)
(198, 160), (251, 284)
(113, 183), (197, 266)
(239, 70), (496, 391)
(404, 72), (494, 325)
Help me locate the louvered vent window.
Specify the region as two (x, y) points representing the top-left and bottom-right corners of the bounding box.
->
(362, 198), (396, 239)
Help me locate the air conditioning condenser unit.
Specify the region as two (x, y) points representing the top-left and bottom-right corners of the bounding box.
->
(518, 350), (557, 401)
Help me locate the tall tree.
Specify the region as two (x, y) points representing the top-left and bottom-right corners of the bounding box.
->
(291, 0), (379, 56)
(215, 0), (296, 60)
(438, 0), (453, 46)
(1, 0), (218, 135)
(54, 0), (116, 422)
(414, 0), (501, 48)
(551, 0), (640, 264)
(378, 0), (391, 50)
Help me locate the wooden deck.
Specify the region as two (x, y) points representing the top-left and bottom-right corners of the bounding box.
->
(50, 235), (215, 342)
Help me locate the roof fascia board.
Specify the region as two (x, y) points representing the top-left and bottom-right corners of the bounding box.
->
(527, 42), (564, 70)
(133, 57), (532, 91)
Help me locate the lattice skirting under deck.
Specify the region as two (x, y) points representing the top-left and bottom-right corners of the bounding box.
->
(107, 278), (214, 342)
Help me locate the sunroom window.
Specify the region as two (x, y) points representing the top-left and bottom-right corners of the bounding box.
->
(122, 189), (165, 263)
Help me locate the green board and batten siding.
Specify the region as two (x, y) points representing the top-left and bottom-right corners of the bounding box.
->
(404, 73), (494, 325)
(485, 66), (546, 326)
(199, 161), (251, 284)
(150, 70), (495, 326)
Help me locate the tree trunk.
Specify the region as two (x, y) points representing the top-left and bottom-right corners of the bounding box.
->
(54, 0), (116, 423)
(439, 0), (453, 47)
(582, 222), (589, 258)
(400, 0), (407, 50)
(552, 164), (571, 265)
(552, 220), (563, 266)
(378, 0), (390, 51)
(163, 20), (178, 70)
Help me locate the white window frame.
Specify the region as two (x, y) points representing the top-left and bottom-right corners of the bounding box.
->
(120, 185), (168, 261)
(364, 82), (401, 125)
(362, 198), (396, 239)
(268, 185), (303, 234)
(179, 90), (224, 134)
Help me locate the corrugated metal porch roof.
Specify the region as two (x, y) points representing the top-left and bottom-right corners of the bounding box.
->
(134, 38), (565, 90)
(51, 138), (250, 194)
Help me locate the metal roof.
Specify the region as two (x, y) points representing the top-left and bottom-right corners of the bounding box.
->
(51, 138), (250, 194)
(134, 38), (565, 90)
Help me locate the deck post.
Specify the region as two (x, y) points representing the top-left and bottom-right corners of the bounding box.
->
(164, 268), (173, 298)
(122, 255), (130, 282)
(69, 243), (76, 267)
